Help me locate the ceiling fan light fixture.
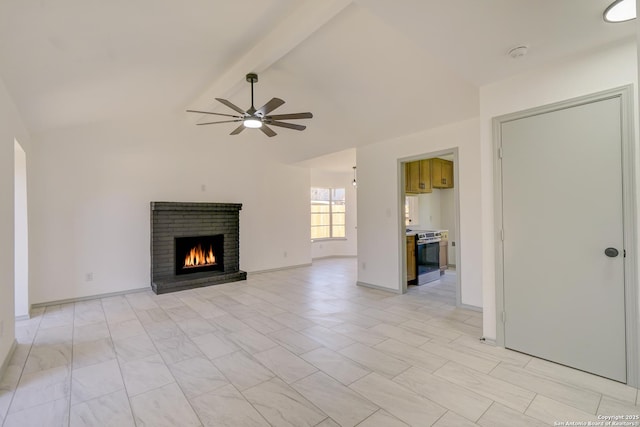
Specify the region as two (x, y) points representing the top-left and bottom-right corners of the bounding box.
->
(243, 117), (263, 128)
(187, 73), (312, 137)
(604, 0), (636, 22)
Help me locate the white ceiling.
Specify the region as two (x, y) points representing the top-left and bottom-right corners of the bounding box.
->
(296, 148), (356, 173)
(0, 0), (636, 169)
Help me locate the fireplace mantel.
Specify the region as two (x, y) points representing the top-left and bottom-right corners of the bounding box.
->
(150, 202), (247, 294)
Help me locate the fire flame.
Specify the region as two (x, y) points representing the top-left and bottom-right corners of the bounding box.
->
(184, 244), (216, 268)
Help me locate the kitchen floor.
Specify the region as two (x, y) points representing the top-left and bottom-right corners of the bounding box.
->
(410, 268), (457, 306)
(0, 258), (637, 426)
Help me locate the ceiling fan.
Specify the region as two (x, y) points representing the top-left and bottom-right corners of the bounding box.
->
(187, 73), (313, 137)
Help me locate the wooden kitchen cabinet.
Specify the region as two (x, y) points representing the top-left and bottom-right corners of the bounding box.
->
(431, 158), (454, 189)
(419, 159), (431, 192)
(439, 239), (448, 273)
(407, 235), (416, 283)
(405, 160), (432, 194)
(405, 161), (421, 193)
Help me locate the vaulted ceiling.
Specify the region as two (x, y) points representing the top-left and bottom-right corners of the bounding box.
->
(0, 0), (636, 164)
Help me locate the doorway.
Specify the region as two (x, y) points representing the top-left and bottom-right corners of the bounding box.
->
(494, 86), (638, 385)
(400, 148), (461, 307)
(14, 139), (28, 319)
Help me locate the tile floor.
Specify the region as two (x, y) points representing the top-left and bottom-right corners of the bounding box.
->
(0, 258), (638, 426)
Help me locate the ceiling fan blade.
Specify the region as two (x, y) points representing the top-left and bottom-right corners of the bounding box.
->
(260, 124), (277, 137)
(257, 98), (285, 116)
(197, 119), (243, 126)
(265, 112), (313, 120)
(230, 124), (246, 135)
(215, 98), (246, 115)
(186, 109), (242, 119)
(266, 120), (306, 131)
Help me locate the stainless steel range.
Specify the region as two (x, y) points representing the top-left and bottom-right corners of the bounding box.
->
(415, 231), (441, 285)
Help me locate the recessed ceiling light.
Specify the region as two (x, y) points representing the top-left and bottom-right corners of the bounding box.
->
(604, 0), (636, 23)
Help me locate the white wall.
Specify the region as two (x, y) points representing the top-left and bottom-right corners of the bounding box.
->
(357, 118), (483, 306)
(356, 39), (637, 327)
(480, 38), (639, 340)
(14, 140), (28, 318)
(29, 113), (311, 304)
(0, 78), (31, 368)
(310, 169), (358, 259)
(417, 191), (441, 230)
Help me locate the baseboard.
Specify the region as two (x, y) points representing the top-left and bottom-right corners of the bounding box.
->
(311, 255), (357, 261)
(14, 303), (33, 321)
(356, 281), (402, 294)
(459, 303), (482, 312)
(247, 263), (313, 276)
(0, 339), (17, 382)
(31, 286), (149, 309)
(480, 337), (497, 346)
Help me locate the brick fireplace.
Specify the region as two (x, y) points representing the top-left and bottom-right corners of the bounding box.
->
(150, 202), (247, 294)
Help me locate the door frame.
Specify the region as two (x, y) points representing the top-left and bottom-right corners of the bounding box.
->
(493, 85), (638, 386)
(398, 147), (463, 308)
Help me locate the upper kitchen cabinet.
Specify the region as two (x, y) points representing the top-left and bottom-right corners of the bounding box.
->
(431, 158), (454, 189)
(405, 161), (420, 193)
(405, 160), (432, 194)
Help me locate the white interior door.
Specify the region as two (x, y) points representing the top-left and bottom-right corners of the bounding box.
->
(500, 96), (626, 383)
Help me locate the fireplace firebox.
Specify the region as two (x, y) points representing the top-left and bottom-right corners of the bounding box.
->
(175, 234), (224, 275)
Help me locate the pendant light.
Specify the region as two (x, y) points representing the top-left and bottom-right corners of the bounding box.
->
(352, 166), (357, 187)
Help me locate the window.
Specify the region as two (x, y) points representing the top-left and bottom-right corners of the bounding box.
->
(405, 195), (419, 227)
(311, 187), (346, 239)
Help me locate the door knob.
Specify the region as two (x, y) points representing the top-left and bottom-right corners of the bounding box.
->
(604, 247), (619, 258)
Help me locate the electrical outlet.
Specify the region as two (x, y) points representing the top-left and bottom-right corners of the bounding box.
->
(85, 273), (93, 282)
(201, 184), (206, 192)
(362, 262), (367, 270)
(283, 251), (288, 258)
